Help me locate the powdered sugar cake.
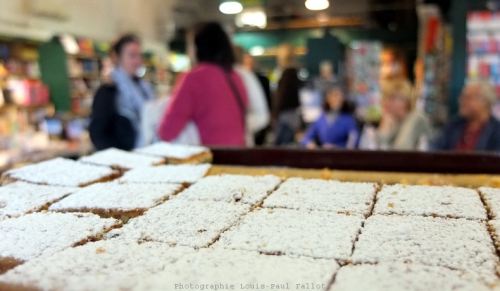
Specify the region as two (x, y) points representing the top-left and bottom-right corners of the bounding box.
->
(351, 215), (499, 283)
(487, 220), (500, 253)
(263, 178), (377, 216)
(135, 142), (212, 164)
(0, 212), (121, 274)
(330, 263), (491, 291)
(106, 198), (250, 248)
(119, 164), (211, 186)
(479, 187), (500, 220)
(374, 184), (487, 220)
(178, 174), (281, 205)
(0, 241), (195, 291)
(215, 208), (363, 261)
(79, 148), (165, 171)
(0, 182), (78, 221)
(0, 158), (119, 187)
(48, 182), (181, 221)
(136, 248), (339, 290)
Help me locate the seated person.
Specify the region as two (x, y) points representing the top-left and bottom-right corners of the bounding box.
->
(301, 84), (358, 149)
(377, 80), (432, 150)
(433, 80), (500, 152)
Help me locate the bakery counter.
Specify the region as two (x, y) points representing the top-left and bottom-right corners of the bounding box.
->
(210, 147), (500, 174)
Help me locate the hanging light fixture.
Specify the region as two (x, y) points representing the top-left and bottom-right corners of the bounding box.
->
(305, 0), (329, 11)
(219, 1), (243, 14)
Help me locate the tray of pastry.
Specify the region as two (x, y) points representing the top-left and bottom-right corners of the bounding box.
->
(1, 143), (500, 291)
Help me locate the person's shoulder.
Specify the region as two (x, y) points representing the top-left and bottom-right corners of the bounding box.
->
(94, 81), (117, 99)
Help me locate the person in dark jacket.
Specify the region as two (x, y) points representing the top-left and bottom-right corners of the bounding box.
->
(273, 43), (301, 146)
(89, 34), (155, 151)
(433, 80), (500, 152)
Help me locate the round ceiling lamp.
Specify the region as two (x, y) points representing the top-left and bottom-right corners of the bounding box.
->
(305, 0), (329, 11)
(219, 1), (243, 14)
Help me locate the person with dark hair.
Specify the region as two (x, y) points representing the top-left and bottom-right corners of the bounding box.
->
(89, 34), (155, 150)
(301, 84), (358, 149)
(273, 44), (301, 145)
(158, 22), (247, 146)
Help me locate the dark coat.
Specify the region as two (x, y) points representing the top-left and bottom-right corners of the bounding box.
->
(89, 84), (136, 151)
(432, 116), (500, 152)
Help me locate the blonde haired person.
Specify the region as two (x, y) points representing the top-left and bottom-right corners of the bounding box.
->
(377, 79), (432, 150)
(433, 80), (500, 151)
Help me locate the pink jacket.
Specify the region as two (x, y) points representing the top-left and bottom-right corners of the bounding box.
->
(158, 63), (248, 146)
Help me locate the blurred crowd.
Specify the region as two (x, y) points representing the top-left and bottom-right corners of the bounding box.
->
(89, 22), (500, 153)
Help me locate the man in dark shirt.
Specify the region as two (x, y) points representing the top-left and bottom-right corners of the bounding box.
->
(433, 80), (500, 152)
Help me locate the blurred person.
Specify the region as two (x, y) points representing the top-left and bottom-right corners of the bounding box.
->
(243, 53), (272, 145)
(433, 80), (500, 151)
(158, 22), (247, 146)
(314, 60), (337, 98)
(234, 46), (269, 146)
(89, 34), (155, 151)
(378, 80), (432, 150)
(273, 43), (301, 145)
(301, 83), (358, 149)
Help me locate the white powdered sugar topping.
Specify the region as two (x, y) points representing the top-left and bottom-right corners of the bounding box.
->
(120, 164), (211, 184)
(351, 215), (499, 283)
(0, 241), (195, 291)
(178, 174), (282, 205)
(330, 263), (491, 291)
(263, 178), (377, 216)
(135, 142), (209, 159)
(106, 199), (250, 248)
(137, 248), (339, 290)
(48, 182), (181, 213)
(0, 182), (78, 221)
(479, 187), (500, 219)
(374, 184), (487, 220)
(3, 158), (117, 187)
(0, 212), (121, 262)
(80, 148), (165, 170)
(215, 208), (363, 260)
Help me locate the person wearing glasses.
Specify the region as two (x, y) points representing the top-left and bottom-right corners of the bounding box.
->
(433, 80), (500, 152)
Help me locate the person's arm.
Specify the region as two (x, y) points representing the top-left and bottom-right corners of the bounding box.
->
(241, 70), (270, 134)
(345, 117), (360, 149)
(89, 85), (135, 151)
(158, 74), (196, 141)
(393, 112), (430, 150)
(301, 118), (320, 148)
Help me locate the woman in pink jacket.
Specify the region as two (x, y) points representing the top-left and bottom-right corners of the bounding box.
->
(158, 22), (248, 146)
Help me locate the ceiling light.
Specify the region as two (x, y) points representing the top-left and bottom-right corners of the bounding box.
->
(236, 7), (267, 28)
(219, 1), (243, 14)
(305, 0), (329, 11)
(249, 46), (265, 56)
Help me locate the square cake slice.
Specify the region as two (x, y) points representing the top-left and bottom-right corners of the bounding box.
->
(178, 174), (282, 205)
(216, 208), (363, 261)
(329, 263), (491, 291)
(0, 158), (119, 187)
(479, 187), (500, 219)
(487, 220), (500, 252)
(48, 182), (181, 221)
(0, 241), (194, 291)
(137, 248), (339, 290)
(0, 182), (78, 221)
(263, 178), (377, 216)
(120, 164), (211, 185)
(374, 184), (487, 220)
(135, 142), (212, 164)
(79, 148), (165, 171)
(0, 212), (121, 274)
(106, 199), (250, 248)
(351, 215), (499, 283)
